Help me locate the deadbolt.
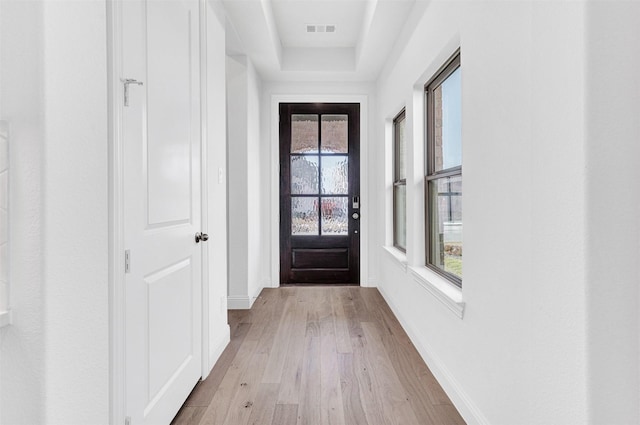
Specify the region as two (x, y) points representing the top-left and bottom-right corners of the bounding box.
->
(352, 212), (359, 220)
(195, 232), (209, 243)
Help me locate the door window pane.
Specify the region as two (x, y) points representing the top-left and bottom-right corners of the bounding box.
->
(428, 175), (462, 279)
(321, 115), (348, 153)
(321, 155), (348, 194)
(433, 67), (462, 172)
(321, 197), (348, 235)
(292, 114), (319, 153)
(292, 197), (319, 235)
(291, 156), (319, 194)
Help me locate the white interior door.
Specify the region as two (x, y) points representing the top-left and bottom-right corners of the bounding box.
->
(122, 0), (202, 423)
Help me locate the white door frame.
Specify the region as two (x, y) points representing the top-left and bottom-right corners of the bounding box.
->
(107, 1), (211, 423)
(269, 94), (370, 288)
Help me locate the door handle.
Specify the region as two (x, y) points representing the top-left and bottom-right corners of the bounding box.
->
(122, 78), (144, 107)
(195, 232), (209, 243)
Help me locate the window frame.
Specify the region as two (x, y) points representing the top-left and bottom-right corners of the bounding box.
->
(392, 109), (407, 252)
(424, 50), (462, 287)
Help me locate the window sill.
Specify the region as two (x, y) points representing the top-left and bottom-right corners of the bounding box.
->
(382, 246), (407, 272)
(0, 310), (11, 328)
(409, 266), (465, 319)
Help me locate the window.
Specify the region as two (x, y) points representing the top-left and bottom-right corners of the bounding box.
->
(393, 109), (406, 251)
(425, 51), (462, 286)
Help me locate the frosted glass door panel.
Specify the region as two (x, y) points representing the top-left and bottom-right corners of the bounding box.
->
(291, 156), (319, 194)
(321, 156), (348, 195)
(321, 115), (348, 153)
(292, 197), (319, 235)
(292, 115), (319, 153)
(321, 197), (348, 235)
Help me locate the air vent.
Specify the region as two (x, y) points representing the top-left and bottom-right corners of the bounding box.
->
(306, 24), (336, 34)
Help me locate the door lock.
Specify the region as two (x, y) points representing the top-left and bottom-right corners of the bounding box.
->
(195, 232), (209, 243)
(352, 212), (359, 220)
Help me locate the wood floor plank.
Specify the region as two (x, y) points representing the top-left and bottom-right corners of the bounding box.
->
(360, 322), (420, 425)
(246, 383), (280, 425)
(184, 322), (251, 407)
(432, 404), (468, 425)
(339, 288), (364, 338)
(350, 333), (389, 424)
(222, 298), (284, 425)
(276, 294), (309, 404)
(171, 406), (206, 425)
(221, 353), (269, 425)
(331, 290), (353, 354)
(359, 290), (441, 423)
(177, 287), (465, 425)
(362, 288), (456, 407)
(262, 294), (298, 384)
(296, 334), (321, 425)
(272, 404), (299, 425)
(337, 353), (368, 425)
(198, 323), (266, 425)
(320, 306), (346, 425)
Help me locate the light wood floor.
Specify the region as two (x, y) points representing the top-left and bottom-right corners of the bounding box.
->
(172, 286), (465, 425)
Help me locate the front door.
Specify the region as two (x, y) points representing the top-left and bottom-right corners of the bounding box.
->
(122, 0), (202, 423)
(280, 103), (360, 284)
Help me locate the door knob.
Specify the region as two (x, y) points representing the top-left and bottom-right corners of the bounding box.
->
(352, 212), (359, 220)
(195, 232), (209, 243)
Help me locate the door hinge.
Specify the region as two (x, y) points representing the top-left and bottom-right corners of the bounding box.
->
(125, 250), (131, 273)
(121, 78), (143, 107)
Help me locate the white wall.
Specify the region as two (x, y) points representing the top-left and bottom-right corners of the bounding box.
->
(246, 60), (263, 303)
(204, 0), (231, 373)
(226, 55), (264, 308)
(261, 81), (376, 287)
(584, 2), (640, 422)
(0, 1), (47, 423)
(373, 1), (604, 423)
(0, 1), (110, 424)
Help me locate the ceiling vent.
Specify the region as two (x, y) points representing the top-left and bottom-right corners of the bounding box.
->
(306, 24), (336, 34)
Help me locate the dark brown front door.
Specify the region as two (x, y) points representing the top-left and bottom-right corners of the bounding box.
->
(280, 103), (360, 284)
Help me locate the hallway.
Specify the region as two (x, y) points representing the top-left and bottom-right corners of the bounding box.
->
(172, 287), (465, 425)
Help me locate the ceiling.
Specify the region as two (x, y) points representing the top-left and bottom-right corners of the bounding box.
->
(222, 0), (419, 82)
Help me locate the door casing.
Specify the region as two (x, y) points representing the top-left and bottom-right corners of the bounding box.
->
(269, 94), (370, 288)
(107, 1), (211, 423)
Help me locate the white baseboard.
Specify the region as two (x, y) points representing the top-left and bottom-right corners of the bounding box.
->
(377, 285), (490, 425)
(228, 284), (265, 310)
(227, 295), (251, 309)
